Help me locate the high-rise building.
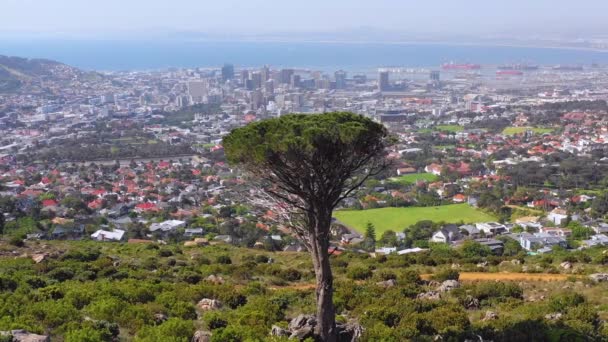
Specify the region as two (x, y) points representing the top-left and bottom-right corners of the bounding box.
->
(378, 71), (390, 91)
(240, 70), (250, 87)
(251, 72), (263, 89)
(260, 65), (270, 83)
(280, 69), (294, 84)
(188, 81), (207, 103)
(264, 79), (274, 94)
(290, 74), (301, 88)
(335, 70), (347, 89)
(221, 64), (234, 81)
(430, 70), (440, 82)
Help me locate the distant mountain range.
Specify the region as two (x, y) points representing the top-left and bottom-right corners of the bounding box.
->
(0, 55), (97, 93)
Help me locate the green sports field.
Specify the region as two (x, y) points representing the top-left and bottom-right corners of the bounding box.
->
(435, 124), (464, 132)
(389, 172), (438, 185)
(333, 204), (496, 234)
(502, 126), (553, 135)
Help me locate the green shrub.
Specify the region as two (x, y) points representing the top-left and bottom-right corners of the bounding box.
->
(549, 292), (585, 313)
(347, 266), (373, 280)
(431, 269), (459, 281)
(216, 255), (232, 265)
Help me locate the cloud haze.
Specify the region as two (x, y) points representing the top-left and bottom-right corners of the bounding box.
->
(2, 0), (607, 37)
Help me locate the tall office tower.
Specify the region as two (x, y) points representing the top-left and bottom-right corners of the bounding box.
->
(280, 69), (295, 84)
(315, 79), (330, 90)
(264, 79), (274, 94)
(430, 70), (440, 82)
(334, 70), (347, 89)
(251, 71), (263, 89)
(378, 71), (390, 91)
(221, 64), (234, 81)
(250, 90), (264, 110)
(260, 65), (270, 82)
(240, 70), (250, 87)
(290, 74), (301, 88)
(187, 81), (207, 103)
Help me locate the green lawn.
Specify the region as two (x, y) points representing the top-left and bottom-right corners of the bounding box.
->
(435, 125), (464, 132)
(502, 126), (554, 135)
(389, 172), (438, 185)
(333, 204), (496, 234)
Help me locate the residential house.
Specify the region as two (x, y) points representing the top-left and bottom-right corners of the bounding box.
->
(475, 238), (505, 255)
(518, 233), (568, 251)
(431, 224), (462, 243)
(460, 224), (481, 238)
(591, 222), (608, 235)
(184, 228), (204, 237)
(149, 220), (186, 233)
(547, 208), (569, 225)
(475, 222), (507, 236)
(375, 247), (397, 255)
(91, 229), (126, 241)
(581, 234), (608, 248)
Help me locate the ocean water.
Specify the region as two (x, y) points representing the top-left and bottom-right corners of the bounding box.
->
(1, 39), (608, 71)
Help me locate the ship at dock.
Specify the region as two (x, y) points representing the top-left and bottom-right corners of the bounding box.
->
(497, 64), (539, 71)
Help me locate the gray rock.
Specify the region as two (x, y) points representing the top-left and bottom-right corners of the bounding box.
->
(288, 314), (317, 331)
(197, 298), (222, 311)
(205, 274), (225, 285)
(463, 295), (480, 310)
(270, 325), (290, 337)
(589, 273), (608, 282)
(417, 291), (441, 300)
(191, 330), (212, 342)
(560, 261), (572, 270)
(0, 330), (50, 342)
(482, 311), (499, 321)
(437, 279), (460, 292)
(336, 321), (364, 342)
(154, 313), (168, 324)
(376, 279), (397, 288)
(289, 326), (314, 340)
(545, 313), (563, 321)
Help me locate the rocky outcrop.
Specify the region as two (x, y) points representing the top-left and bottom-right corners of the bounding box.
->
(205, 275), (224, 285)
(482, 311), (499, 321)
(270, 325), (290, 337)
(197, 298), (222, 311)
(545, 313), (563, 321)
(376, 279), (397, 288)
(417, 291), (441, 300)
(437, 279), (460, 292)
(153, 313), (168, 324)
(191, 330), (212, 342)
(269, 314), (363, 341)
(463, 295), (480, 310)
(0, 330), (50, 342)
(589, 273), (608, 282)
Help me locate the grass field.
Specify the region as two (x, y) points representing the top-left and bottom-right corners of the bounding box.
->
(389, 172), (439, 185)
(502, 126), (554, 135)
(435, 124), (464, 132)
(333, 204), (496, 234)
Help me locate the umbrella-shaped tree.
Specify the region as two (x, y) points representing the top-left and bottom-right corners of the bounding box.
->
(223, 112), (389, 341)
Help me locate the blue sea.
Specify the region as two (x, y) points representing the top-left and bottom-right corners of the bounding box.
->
(1, 39), (608, 71)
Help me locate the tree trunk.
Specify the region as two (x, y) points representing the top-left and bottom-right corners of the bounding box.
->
(310, 211), (337, 342)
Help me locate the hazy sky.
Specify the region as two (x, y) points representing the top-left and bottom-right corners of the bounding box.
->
(2, 0), (608, 37)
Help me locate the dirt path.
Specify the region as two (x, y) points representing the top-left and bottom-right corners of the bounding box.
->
(422, 272), (574, 282)
(269, 272), (575, 291)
